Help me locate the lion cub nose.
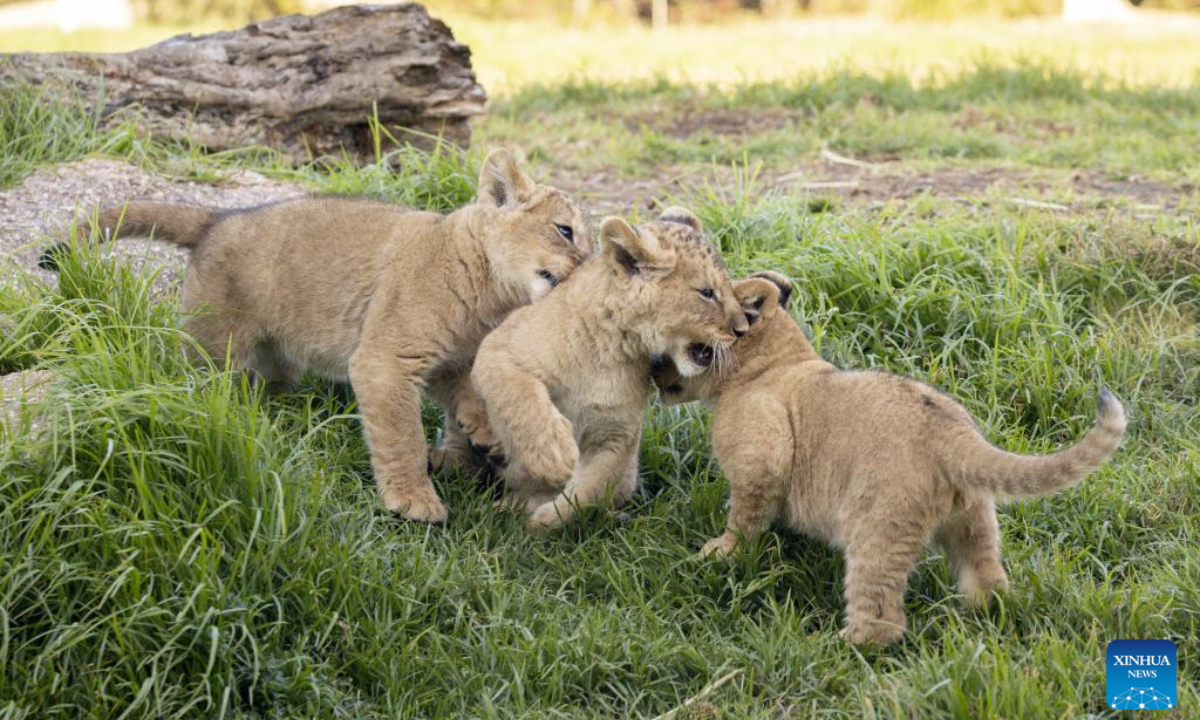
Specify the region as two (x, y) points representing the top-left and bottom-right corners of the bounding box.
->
(732, 314), (749, 338)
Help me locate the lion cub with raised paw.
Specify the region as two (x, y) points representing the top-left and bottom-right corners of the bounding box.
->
(471, 208), (748, 532)
(42, 149), (591, 523)
(654, 272), (1127, 646)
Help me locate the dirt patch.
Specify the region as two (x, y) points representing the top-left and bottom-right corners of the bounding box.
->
(774, 159), (1196, 214)
(778, 163), (1019, 200)
(546, 167), (693, 217)
(0, 158), (304, 292)
(624, 107), (802, 139)
(543, 156), (1196, 219)
(952, 109), (1076, 140)
(1068, 172), (1194, 207)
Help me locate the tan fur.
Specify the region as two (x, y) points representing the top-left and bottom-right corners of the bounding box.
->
(655, 273), (1127, 645)
(67, 149), (592, 522)
(471, 208), (749, 532)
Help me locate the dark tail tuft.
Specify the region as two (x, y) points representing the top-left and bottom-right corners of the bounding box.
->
(1097, 388), (1119, 420)
(37, 243), (70, 271)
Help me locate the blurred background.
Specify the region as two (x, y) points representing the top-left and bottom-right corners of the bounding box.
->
(1, 0), (1199, 91)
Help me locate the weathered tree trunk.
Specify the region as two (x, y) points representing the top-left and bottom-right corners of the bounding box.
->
(0, 3), (487, 160)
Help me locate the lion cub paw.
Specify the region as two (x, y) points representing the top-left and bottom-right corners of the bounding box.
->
(427, 446), (458, 474)
(527, 499), (572, 533)
(381, 486), (448, 524)
(518, 415), (578, 487)
(700, 533), (738, 559)
(961, 567), (1010, 608)
(457, 408), (504, 464)
(839, 620), (905, 647)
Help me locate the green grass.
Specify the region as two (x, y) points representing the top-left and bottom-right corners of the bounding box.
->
(0, 78), (151, 189)
(487, 64), (1200, 180)
(1, 54), (1198, 718)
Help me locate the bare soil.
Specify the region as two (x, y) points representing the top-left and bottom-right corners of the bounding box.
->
(575, 105), (1197, 214)
(625, 107), (804, 138)
(776, 161), (1182, 200)
(548, 158), (1196, 218)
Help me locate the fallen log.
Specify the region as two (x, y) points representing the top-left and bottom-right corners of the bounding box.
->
(0, 3), (487, 160)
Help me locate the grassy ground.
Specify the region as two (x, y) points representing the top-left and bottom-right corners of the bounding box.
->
(1, 21), (1199, 720)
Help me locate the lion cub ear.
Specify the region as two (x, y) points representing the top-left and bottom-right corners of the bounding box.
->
(478, 148), (537, 208)
(600, 217), (676, 278)
(749, 270), (793, 310)
(657, 206), (703, 232)
(734, 277), (783, 327)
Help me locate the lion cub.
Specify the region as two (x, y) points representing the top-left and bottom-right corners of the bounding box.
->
(471, 208), (748, 532)
(655, 272), (1127, 646)
(43, 150), (591, 523)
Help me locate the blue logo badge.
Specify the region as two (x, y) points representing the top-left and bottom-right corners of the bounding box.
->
(1107, 640), (1177, 710)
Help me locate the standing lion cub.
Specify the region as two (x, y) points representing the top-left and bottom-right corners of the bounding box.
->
(654, 272), (1127, 646)
(42, 149), (592, 523)
(472, 208), (748, 532)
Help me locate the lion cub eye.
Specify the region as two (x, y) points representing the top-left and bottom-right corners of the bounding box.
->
(697, 288), (716, 301)
(554, 224), (575, 244)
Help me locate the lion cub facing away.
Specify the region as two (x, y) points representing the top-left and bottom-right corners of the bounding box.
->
(471, 208), (748, 532)
(654, 272), (1127, 646)
(45, 150), (591, 523)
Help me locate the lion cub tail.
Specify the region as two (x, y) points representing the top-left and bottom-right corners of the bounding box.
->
(39, 201), (218, 271)
(951, 390), (1127, 498)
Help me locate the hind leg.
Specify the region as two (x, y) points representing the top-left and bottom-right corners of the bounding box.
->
(935, 497), (1009, 607)
(178, 276), (269, 378)
(180, 309), (299, 391)
(841, 501), (935, 646)
(179, 272), (298, 391)
(250, 337), (301, 394)
(180, 308), (260, 371)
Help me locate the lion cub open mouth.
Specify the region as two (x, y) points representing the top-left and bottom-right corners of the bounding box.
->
(686, 343), (714, 368)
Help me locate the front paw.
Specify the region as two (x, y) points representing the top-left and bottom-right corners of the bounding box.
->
(459, 412), (503, 463)
(528, 499), (571, 533)
(381, 486), (448, 524)
(518, 415), (577, 487)
(700, 533), (738, 559)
